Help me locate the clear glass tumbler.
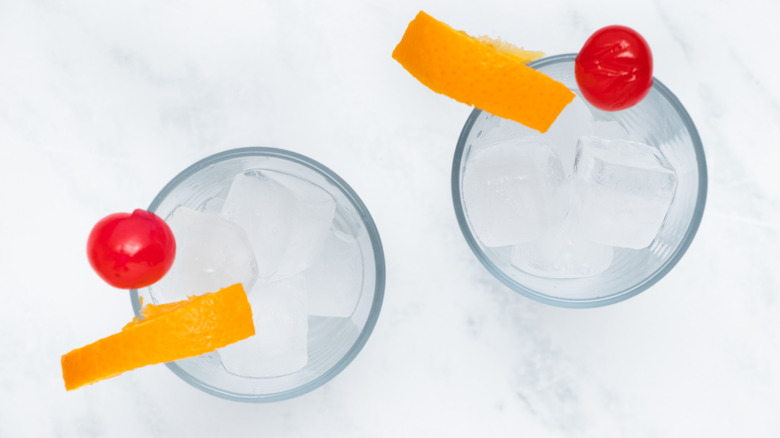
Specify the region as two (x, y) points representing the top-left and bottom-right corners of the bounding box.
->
(130, 147), (385, 401)
(452, 54), (707, 308)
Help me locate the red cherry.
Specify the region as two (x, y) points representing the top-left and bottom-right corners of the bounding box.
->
(575, 25), (653, 111)
(87, 209), (176, 289)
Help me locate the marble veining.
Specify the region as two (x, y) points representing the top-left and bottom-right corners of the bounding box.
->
(1, 0), (779, 436)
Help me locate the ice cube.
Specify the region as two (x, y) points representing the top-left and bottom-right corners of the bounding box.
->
(462, 137), (568, 247)
(265, 172), (336, 277)
(218, 276), (308, 377)
(511, 216), (613, 278)
(222, 171), (295, 279)
(573, 136), (678, 249)
(305, 229), (363, 317)
(150, 206), (258, 303)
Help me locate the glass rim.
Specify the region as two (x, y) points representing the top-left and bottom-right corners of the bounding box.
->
(451, 53), (708, 308)
(129, 146), (386, 402)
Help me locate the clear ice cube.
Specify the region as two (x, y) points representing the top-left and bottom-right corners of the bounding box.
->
(305, 229), (363, 317)
(150, 206), (258, 303)
(511, 215), (613, 278)
(462, 137), (568, 247)
(218, 276), (309, 377)
(265, 172), (336, 277)
(221, 171), (295, 279)
(573, 136), (678, 249)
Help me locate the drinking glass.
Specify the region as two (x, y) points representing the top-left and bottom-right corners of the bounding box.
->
(452, 54), (707, 308)
(130, 147), (385, 401)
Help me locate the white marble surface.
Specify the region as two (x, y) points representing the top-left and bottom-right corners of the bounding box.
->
(1, 0), (779, 436)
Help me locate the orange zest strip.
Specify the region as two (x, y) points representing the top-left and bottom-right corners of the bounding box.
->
(61, 283), (255, 391)
(392, 11), (575, 133)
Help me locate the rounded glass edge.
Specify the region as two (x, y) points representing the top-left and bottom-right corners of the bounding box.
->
(451, 54), (708, 308)
(130, 146), (386, 401)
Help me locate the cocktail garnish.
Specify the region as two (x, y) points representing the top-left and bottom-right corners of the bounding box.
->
(392, 11), (574, 133)
(575, 25), (653, 111)
(87, 209), (176, 289)
(61, 283), (255, 391)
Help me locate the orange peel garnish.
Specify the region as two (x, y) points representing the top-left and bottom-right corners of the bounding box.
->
(393, 11), (574, 133)
(61, 283), (254, 391)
